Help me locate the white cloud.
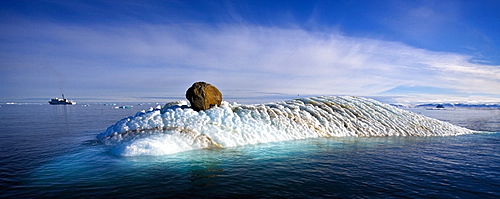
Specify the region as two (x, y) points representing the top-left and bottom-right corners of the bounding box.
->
(1, 21), (499, 103)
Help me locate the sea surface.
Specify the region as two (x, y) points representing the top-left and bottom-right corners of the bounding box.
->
(1, 102), (499, 198)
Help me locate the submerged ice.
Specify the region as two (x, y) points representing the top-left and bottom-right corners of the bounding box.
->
(97, 96), (475, 156)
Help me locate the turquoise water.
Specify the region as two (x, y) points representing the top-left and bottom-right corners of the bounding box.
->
(1, 103), (499, 198)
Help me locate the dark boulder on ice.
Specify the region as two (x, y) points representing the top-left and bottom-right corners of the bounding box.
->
(185, 82), (222, 111)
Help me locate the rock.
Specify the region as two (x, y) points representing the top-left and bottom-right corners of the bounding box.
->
(185, 82), (222, 111)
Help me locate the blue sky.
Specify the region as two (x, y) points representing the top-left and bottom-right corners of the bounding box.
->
(1, 0), (499, 104)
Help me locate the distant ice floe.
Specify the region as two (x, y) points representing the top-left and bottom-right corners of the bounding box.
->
(97, 96), (475, 156)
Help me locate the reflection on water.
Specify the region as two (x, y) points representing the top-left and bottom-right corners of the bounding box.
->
(52, 105), (71, 134)
(189, 164), (224, 187)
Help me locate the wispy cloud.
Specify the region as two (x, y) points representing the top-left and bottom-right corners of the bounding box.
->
(1, 19), (499, 103)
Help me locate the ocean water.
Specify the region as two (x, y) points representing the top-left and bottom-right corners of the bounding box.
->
(1, 98), (499, 198)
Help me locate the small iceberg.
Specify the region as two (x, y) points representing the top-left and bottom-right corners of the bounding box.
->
(114, 105), (133, 109)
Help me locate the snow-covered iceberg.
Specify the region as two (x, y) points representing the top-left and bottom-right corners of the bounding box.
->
(97, 96), (475, 156)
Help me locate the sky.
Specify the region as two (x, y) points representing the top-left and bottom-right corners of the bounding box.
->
(1, 0), (499, 104)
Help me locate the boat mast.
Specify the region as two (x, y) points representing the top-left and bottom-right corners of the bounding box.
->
(62, 94), (65, 99)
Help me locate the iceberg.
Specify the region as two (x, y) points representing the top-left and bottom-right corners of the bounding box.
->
(97, 96), (475, 156)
